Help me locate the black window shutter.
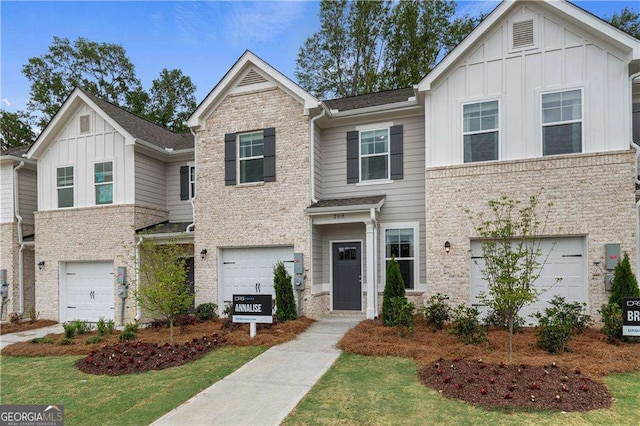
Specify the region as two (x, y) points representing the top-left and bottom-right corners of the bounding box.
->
(263, 127), (276, 182)
(224, 133), (236, 186)
(180, 166), (189, 200)
(390, 125), (404, 180)
(346, 130), (359, 184)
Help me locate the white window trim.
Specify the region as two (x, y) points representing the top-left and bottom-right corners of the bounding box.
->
(379, 222), (419, 291)
(539, 87), (584, 157)
(461, 98), (501, 163)
(56, 165), (74, 209)
(79, 114), (91, 134)
(357, 122), (393, 183)
(93, 159), (115, 206)
(237, 131), (264, 185)
(188, 162), (196, 199)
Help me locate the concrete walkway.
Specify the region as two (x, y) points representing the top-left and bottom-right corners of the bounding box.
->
(0, 324), (64, 350)
(153, 316), (360, 426)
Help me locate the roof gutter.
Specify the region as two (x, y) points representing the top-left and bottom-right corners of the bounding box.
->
(309, 109), (326, 204)
(325, 100), (421, 119)
(13, 161), (35, 317)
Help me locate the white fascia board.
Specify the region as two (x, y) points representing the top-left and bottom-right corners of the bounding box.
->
(187, 51), (320, 130)
(326, 100), (422, 118)
(0, 156), (36, 166)
(306, 199), (385, 215)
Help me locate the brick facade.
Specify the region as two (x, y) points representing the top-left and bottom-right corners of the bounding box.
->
(0, 222), (35, 319)
(194, 87), (317, 316)
(424, 150), (637, 320)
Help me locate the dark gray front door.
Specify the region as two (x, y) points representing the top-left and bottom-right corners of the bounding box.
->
(332, 242), (362, 310)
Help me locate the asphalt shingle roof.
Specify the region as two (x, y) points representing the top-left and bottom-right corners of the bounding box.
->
(0, 145), (30, 157)
(307, 195), (385, 210)
(80, 89), (194, 151)
(323, 88), (416, 112)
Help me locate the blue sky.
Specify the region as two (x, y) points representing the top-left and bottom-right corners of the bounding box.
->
(1, 1), (638, 114)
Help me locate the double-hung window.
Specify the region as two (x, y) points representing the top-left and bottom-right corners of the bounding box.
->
(56, 166), (74, 208)
(360, 129), (389, 181)
(238, 132), (264, 184)
(190, 166), (196, 198)
(542, 89), (582, 156)
(94, 161), (113, 205)
(384, 227), (416, 289)
(463, 100), (499, 163)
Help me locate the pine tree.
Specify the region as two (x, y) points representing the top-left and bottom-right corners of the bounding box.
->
(609, 252), (640, 309)
(273, 261), (298, 322)
(382, 257), (406, 326)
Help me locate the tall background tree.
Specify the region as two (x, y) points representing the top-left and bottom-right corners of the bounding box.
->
(0, 110), (35, 150)
(146, 69), (197, 133)
(607, 6), (640, 39)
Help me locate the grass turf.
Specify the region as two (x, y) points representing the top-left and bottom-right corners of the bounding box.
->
(284, 353), (640, 426)
(0, 346), (265, 426)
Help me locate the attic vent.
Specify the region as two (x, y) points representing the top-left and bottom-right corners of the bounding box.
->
(79, 114), (90, 134)
(512, 19), (534, 49)
(238, 69), (268, 87)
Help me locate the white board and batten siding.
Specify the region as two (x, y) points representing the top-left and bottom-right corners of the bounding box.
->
(166, 161), (194, 223)
(426, 2), (632, 167)
(470, 237), (586, 324)
(38, 105), (135, 210)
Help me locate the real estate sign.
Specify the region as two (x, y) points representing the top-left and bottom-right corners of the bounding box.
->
(232, 294), (273, 324)
(622, 297), (640, 337)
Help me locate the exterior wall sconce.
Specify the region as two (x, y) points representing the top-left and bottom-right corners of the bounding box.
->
(38, 261), (45, 270)
(444, 241), (451, 253)
(200, 249), (208, 259)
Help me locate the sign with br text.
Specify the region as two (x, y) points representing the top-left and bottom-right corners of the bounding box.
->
(232, 294), (273, 324)
(623, 297), (640, 336)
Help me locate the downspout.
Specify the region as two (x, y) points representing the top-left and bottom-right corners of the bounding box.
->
(134, 236), (144, 321)
(370, 207), (379, 318)
(13, 161), (34, 317)
(309, 109), (326, 204)
(186, 128), (198, 233)
(631, 72), (640, 277)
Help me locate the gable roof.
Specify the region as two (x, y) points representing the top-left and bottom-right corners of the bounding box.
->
(323, 88), (416, 112)
(418, 0), (640, 92)
(27, 88), (193, 159)
(187, 50), (320, 130)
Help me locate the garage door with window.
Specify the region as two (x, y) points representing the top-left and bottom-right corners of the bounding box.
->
(62, 261), (115, 322)
(219, 247), (294, 310)
(470, 237), (585, 323)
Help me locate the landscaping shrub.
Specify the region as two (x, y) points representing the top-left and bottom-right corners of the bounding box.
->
(532, 296), (592, 354)
(273, 261), (297, 322)
(71, 320), (92, 335)
(96, 317), (115, 336)
(422, 293), (450, 331)
(26, 307), (39, 323)
(195, 303), (218, 322)
(609, 252), (640, 310)
(599, 302), (624, 344)
(148, 317), (168, 330)
(484, 308), (526, 332)
(386, 297), (415, 336)
(176, 314), (197, 332)
(382, 257), (406, 326)
(85, 335), (104, 345)
(62, 322), (77, 339)
(8, 312), (21, 324)
(30, 337), (54, 344)
(118, 323), (138, 342)
(59, 337), (74, 346)
(450, 304), (486, 345)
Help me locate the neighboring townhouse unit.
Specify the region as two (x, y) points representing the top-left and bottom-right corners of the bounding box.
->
(0, 146), (37, 320)
(25, 88), (195, 324)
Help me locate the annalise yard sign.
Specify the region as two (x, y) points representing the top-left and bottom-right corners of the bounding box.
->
(232, 294), (273, 324)
(623, 297), (640, 337)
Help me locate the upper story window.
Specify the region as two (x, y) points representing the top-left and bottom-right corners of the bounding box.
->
(180, 165), (196, 200)
(94, 161), (113, 205)
(224, 128), (276, 186)
(79, 114), (90, 134)
(190, 166), (196, 198)
(360, 129), (389, 181)
(383, 226), (416, 290)
(542, 89), (582, 156)
(239, 131), (264, 184)
(56, 166), (74, 208)
(463, 100), (499, 163)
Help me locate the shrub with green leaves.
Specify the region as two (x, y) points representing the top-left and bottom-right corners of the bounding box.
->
(195, 303), (218, 322)
(85, 335), (104, 345)
(422, 293), (450, 330)
(609, 252), (640, 310)
(59, 337), (74, 346)
(382, 257), (406, 326)
(118, 323), (138, 342)
(273, 261), (297, 322)
(386, 297), (415, 337)
(62, 322), (76, 339)
(599, 302), (624, 344)
(70, 320), (92, 335)
(450, 304), (487, 345)
(30, 337), (54, 344)
(484, 308), (526, 332)
(532, 295), (592, 354)
(96, 317), (115, 336)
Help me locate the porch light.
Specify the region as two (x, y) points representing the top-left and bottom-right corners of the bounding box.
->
(200, 249), (208, 259)
(444, 241), (451, 253)
(38, 261), (45, 270)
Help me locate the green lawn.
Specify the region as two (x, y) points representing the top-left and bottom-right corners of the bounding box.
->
(0, 346), (265, 426)
(284, 354), (640, 426)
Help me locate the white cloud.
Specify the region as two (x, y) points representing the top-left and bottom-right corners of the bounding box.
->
(1, 98), (11, 107)
(225, 1), (304, 45)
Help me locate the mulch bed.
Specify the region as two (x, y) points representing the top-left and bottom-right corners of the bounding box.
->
(418, 358), (611, 412)
(76, 333), (226, 376)
(0, 320), (57, 335)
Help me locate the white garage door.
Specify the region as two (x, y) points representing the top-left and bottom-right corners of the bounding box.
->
(220, 247), (294, 309)
(470, 237), (585, 324)
(62, 262), (115, 322)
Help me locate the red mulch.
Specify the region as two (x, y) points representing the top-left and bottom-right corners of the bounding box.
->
(76, 333), (226, 376)
(0, 320), (57, 335)
(418, 358), (611, 412)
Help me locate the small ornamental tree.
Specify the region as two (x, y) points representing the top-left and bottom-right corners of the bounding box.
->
(382, 257), (406, 326)
(468, 195), (555, 361)
(137, 241), (193, 344)
(273, 261), (297, 322)
(609, 252), (640, 310)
